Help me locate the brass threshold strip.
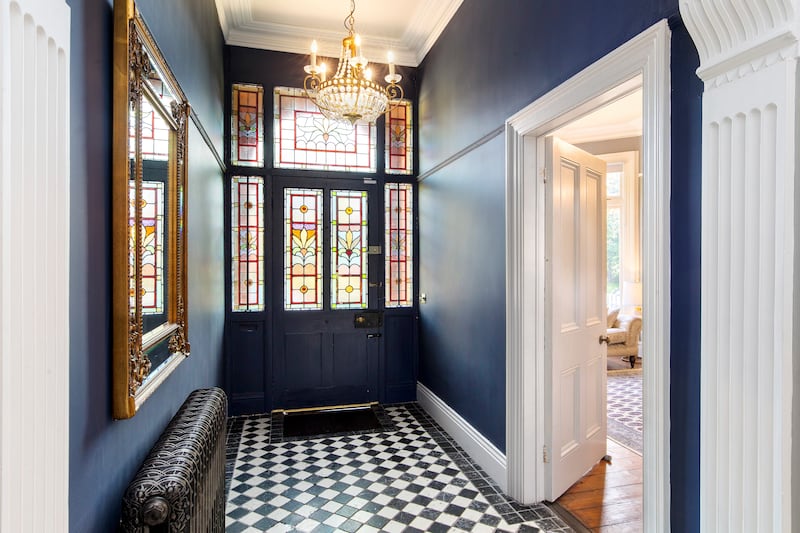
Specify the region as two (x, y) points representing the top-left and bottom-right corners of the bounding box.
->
(274, 401), (377, 416)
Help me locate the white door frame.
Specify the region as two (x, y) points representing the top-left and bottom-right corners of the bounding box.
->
(505, 20), (671, 531)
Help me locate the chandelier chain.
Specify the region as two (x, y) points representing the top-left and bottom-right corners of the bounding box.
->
(344, 0), (356, 33)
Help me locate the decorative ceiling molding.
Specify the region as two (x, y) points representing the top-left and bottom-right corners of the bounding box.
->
(679, 0), (798, 85)
(402, 0), (465, 65)
(214, 0), (463, 67)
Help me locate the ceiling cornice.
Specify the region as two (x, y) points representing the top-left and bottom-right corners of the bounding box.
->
(215, 0), (463, 67)
(402, 0), (464, 65)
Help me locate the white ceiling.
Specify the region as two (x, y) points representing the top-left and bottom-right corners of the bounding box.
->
(214, 0), (464, 66)
(213, 1), (642, 141)
(555, 89), (643, 145)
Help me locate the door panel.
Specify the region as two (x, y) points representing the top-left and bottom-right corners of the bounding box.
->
(331, 332), (376, 401)
(273, 177), (382, 409)
(284, 332), (324, 392)
(557, 159), (580, 329)
(546, 136), (608, 500)
(228, 319), (266, 413)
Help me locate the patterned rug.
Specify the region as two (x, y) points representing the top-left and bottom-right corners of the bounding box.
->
(607, 370), (642, 454)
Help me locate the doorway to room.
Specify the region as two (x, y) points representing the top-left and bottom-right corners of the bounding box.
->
(505, 19), (670, 531)
(548, 89), (645, 530)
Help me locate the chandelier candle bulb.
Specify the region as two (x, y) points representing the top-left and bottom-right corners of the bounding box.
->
(310, 40), (317, 68)
(319, 62), (327, 82)
(388, 51), (396, 76)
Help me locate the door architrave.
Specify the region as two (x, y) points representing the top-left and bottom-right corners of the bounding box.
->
(505, 20), (671, 530)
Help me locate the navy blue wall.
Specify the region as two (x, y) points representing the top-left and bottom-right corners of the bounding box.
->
(668, 18), (702, 533)
(67, 0), (225, 531)
(417, 0), (701, 530)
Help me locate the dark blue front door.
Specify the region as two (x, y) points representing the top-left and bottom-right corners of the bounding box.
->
(272, 175), (383, 409)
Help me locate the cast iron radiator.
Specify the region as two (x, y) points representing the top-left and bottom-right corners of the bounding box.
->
(120, 387), (228, 533)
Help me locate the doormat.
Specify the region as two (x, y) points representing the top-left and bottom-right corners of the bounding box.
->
(270, 404), (396, 443)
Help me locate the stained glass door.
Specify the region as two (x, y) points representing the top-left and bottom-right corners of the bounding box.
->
(272, 176), (383, 409)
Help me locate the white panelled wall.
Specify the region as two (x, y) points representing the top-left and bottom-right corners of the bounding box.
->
(0, 0), (70, 530)
(680, 0), (796, 531)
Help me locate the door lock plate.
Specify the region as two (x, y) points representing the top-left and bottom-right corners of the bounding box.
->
(354, 311), (383, 328)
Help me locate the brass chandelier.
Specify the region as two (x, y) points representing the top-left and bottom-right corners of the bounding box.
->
(303, 0), (403, 125)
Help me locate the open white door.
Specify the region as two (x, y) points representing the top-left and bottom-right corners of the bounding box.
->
(545, 136), (607, 501)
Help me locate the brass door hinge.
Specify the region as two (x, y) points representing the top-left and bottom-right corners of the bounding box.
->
(543, 444), (549, 463)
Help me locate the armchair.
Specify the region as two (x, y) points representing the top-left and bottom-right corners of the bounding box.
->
(607, 311), (642, 367)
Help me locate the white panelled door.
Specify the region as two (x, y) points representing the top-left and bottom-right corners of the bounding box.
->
(545, 137), (607, 501)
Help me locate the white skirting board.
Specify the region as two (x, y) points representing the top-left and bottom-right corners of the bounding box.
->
(416, 383), (507, 493)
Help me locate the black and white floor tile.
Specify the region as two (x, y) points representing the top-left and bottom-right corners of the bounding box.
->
(225, 403), (572, 532)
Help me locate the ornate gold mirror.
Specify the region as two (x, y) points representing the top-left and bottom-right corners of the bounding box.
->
(112, 0), (190, 418)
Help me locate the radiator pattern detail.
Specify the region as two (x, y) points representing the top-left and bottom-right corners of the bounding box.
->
(121, 388), (228, 532)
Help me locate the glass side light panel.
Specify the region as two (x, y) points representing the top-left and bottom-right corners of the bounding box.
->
(129, 181), (164, 315)
(385, 100), (413, 175)
(607, 206), (622, 309)
(274, 87), (376, 172)
(331, 190), (368, 309)
(232, 83), (264, 167)
(385, 183), (413, 307)
(231, 176), (265, 312)
(285, 188), (324, 310)
(607, 162), (623, 198)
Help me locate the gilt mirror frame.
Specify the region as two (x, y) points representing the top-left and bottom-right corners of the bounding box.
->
(112, 0), (190, 419)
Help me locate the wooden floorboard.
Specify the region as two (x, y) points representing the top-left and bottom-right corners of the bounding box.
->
(555, 438), (643, 532)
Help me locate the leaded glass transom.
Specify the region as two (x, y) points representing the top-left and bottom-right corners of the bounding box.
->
(274, 87), (376, 172)
(331, 190), (368, 309)
(232, 84), (264, 167)
(232, 176), (265, 312)
(385, 183), (413, 308)
(385, 100), (413, 175)
(285, 188), (323, 310)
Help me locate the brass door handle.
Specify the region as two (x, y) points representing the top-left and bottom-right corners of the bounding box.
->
(599, 335), (610, 345)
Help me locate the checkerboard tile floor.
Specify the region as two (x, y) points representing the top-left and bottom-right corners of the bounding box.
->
(225, 404), (572, 532)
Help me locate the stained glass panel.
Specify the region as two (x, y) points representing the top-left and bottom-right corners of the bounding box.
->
(385, 183), (413, 307)
(129, 181), (164, 315)
(232, 176), (265, 312)
(285, 188), (323, 310)
(274, 87), (376, 172)
(385, 100), (413, 175)
(129, 90), (171, 161)
(331, 191), (368, 309)
(232, 84), (264, 167)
